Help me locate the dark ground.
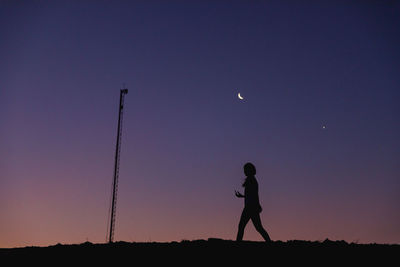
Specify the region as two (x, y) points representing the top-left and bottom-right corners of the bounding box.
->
(1, 238), (398, 265)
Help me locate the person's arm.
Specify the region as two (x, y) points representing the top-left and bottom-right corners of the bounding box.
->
(235, 190), (244, 198)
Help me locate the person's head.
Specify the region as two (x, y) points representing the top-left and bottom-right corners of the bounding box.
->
(243, 162), (256, 177)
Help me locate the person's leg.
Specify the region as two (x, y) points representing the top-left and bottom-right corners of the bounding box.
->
(251, 213), (271, 242)
(236, 209), (251, 241)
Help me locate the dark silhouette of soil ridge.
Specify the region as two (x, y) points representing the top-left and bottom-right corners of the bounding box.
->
(1, 238), (398, 264)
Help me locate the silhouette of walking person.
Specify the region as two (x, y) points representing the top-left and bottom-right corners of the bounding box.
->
(235, 162), (271, 242)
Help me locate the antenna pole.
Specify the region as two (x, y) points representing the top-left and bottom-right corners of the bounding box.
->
(108, 87), (128, 243)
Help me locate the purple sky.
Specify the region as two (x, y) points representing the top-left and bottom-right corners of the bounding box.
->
(1, 1), (399, 247)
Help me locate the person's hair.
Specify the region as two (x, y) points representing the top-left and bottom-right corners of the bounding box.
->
(243, 162), (256, 176)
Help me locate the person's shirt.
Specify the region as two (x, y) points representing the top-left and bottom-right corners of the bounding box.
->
(244, 176), (261, 209)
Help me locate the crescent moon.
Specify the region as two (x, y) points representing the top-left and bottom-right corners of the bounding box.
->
(238, 93), (244, 100)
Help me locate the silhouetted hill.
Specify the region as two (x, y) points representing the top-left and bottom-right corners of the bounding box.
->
(1, 238), (398, 265)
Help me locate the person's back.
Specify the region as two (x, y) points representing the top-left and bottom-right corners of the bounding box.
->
(244, 176), (261, 212)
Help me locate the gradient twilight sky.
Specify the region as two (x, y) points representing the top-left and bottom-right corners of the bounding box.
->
(1, 1), (399, 248)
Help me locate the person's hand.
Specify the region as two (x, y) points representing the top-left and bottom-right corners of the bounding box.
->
(235, 190), (244, 198)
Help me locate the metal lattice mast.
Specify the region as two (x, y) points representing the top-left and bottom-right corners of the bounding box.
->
(108, 88), (128, 243)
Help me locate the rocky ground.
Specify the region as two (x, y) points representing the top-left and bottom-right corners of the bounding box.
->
(1, 238), (398, 265)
